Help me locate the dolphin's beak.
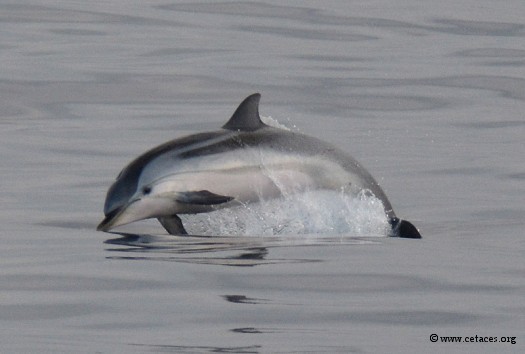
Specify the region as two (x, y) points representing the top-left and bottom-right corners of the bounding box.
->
(96, 199), (141, 232)
(97, 207), (125, 232)
(97, 210), (119, 231)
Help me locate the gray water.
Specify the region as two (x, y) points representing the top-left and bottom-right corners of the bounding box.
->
(1, 1), (524, 353)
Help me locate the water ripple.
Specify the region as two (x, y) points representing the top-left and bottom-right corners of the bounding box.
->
(104, 232), (375, 267)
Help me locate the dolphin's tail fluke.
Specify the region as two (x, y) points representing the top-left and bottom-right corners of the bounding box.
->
(389, 217), (421, 238)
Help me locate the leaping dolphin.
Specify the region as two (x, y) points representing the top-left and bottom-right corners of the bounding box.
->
(97, 93), (421, 238)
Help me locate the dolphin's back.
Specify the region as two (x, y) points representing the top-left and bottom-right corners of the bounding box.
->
(105, 125), (395, 223)
(138, 126), (396, 220)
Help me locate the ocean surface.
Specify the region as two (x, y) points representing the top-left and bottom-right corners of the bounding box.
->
(1, 1), (523, 353)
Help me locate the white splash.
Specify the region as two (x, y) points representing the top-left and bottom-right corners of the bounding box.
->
(261, 115), (295, 131)
(180, 189), (389, 237)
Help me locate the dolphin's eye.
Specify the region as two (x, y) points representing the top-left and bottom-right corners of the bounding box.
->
(142, 186), (152, 195)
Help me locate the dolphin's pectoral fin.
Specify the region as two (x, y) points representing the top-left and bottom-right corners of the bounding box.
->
(158, 215), (188, 235)
(176, 190), (234, 205)
(389, 217), (422, 239)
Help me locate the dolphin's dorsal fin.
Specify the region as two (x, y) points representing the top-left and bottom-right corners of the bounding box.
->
(222, 93), (266, 131)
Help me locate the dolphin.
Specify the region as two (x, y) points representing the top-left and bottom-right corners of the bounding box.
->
(97, 93), (421, 238)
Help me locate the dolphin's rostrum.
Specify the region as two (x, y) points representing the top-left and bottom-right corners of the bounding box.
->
(97, 93), (421, 238)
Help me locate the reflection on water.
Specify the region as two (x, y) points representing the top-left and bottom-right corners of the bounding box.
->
(223, 295), (270, 305)
(130, 344), (262, 354)
(105, 232), (377, 266)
